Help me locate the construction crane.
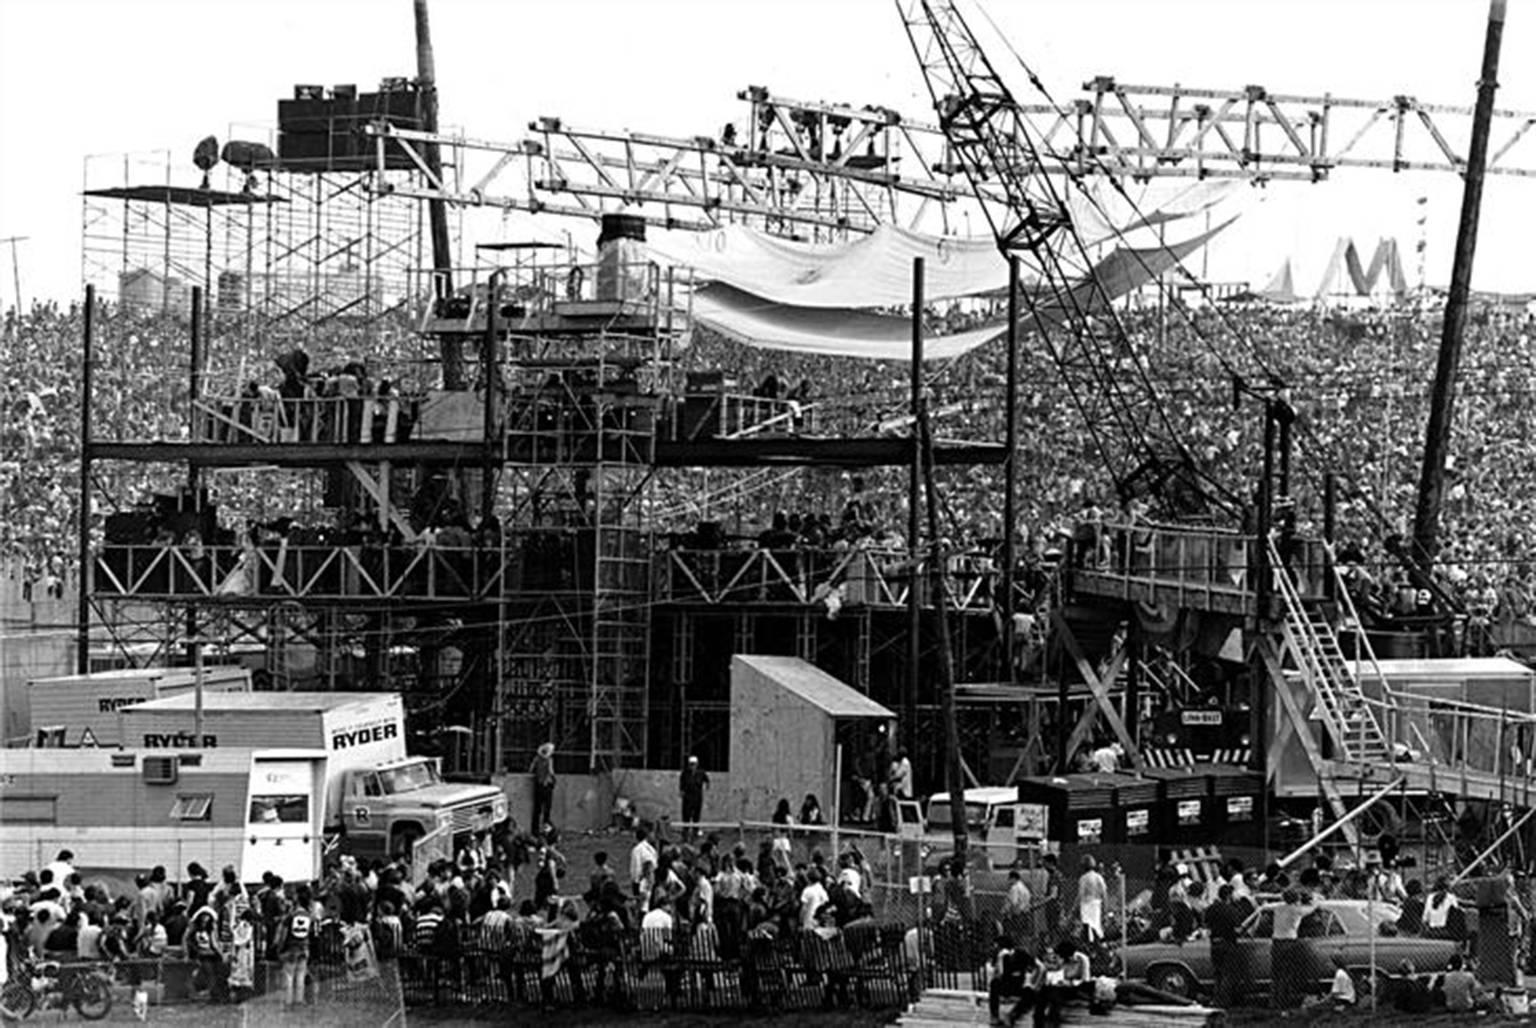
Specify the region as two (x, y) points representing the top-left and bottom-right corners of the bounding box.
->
(896, 0), (1238, 516)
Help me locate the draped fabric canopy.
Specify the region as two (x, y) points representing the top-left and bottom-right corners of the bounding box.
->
(685, 218), (1237, 361)
(645, 180), (1235, 311)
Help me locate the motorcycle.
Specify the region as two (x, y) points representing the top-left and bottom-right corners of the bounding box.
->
(0, 958), (114, 1021)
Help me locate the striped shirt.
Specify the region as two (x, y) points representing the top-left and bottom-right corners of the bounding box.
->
(413, 910), (444, 950)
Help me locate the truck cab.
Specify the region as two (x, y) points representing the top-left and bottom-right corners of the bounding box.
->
(899, 786), (1040, 871)
(338, 755), (507, 860)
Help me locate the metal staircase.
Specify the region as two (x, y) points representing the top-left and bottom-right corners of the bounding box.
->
(1269, 540), (1394, 767)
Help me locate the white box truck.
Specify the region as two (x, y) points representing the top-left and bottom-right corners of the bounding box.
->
(20, 666), (252, 748)
(117, 692), (507, 861)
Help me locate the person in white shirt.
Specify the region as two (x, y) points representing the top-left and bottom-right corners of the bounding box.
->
(44, 851), (76, 890)
(836, 853), (863, 898)
(889, 751), (914, 800)
(1077, 856), (1108, 942)
(628, 827), (658, 897)
(1424, 876), (1460, 938)
(639, 898), (675, 961)
(693, 871), (715, 924)
(1090, 742), (1123, 773)
(1002, 869), (1033, 922)
(800, 868), (830, 930)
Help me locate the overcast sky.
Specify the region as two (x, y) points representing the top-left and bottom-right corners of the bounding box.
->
(1, 0), (1532, 307)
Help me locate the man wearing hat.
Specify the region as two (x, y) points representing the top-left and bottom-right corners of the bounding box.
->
(679, 755), (709, 833)
(530, 742), (557, 835)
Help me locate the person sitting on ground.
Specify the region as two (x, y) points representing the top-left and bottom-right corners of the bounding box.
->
(1327, 966), (1357, 1009)
(1388, 959), (1432, 1014)
(988, 935), (1041, 1027)
(1442, 954), (1487, 1012)
(1038, 938), (1093, 1028)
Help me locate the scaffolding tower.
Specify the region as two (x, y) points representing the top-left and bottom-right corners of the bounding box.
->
(80, 149), (425, 347)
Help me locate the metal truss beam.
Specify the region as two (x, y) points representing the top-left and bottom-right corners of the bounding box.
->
(1069, 78), (1536, 181)
(367, 75), (1533, 245)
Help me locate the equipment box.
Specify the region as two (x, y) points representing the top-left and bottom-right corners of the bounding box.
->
(1205, 763), (1264, 846)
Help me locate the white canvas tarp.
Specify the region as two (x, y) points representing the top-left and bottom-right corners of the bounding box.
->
(647, 181), (1235, 309)
(688, 217), (1235, 360)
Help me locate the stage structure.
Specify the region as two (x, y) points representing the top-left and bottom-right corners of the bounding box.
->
(80, 80), (433, 344)
(81, 201), (1013, 778)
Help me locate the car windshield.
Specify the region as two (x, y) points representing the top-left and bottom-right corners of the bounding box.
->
(378, 761), (439, 794)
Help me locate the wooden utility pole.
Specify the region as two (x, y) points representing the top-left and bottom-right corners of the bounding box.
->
(918, 371), (968, 870)
(906, 258), (923, 761)
(75, 285), (95, 674)
(1412, 0), (1507, 566)
(0, 235), (26, 316)
(413, 0), (462, 388)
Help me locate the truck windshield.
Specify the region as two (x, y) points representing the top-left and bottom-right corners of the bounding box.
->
(925, 802), (989, 831)
(378, 761), (439, 794)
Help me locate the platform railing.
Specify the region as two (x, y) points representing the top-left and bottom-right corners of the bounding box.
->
(655, 545), (995, 611)
(191, 394), (415, 445)
(93, 542), (509, 601)
(415, 259), (678, 332)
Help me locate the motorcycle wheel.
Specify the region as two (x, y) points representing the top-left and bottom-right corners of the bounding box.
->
(0, 979), (36, 1021)
(70, 974), (113, 1021)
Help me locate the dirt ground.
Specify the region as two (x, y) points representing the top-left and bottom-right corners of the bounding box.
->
(81, 994), (898, 1027)
(1227, 1005), (1536, 1027)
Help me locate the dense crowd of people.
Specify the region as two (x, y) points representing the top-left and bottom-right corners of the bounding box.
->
(0, 821), (915, 1015)
(4, 295), (1535, 632)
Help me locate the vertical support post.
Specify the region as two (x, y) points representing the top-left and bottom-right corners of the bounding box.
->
(919, 358), (968, 873)
(1001, 256), (1020, 685)
(1413, 0), (1506, 567)
(193, 635), (205, 746)
(75, 286), (96, 674)
(187, 286), (203, 667)
(1125, 635), (1141, 752)
(481, 270), (500, 526)
(906, 257), (924, 762)
(188, 285), (203, 468)
(1323, 472), (1338, 601)
(1251, 403), (1276, 790)
(832, 743), (843, 862)
(1256, 402), (1276, 614)
(1277, 405), (1292, 499)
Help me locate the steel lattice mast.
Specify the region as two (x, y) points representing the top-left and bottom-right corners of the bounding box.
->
(897, 0), (1232, 513)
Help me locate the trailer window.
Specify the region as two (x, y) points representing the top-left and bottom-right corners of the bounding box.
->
(170, 793), (213, 821)
(0, 796), (56, 824)
(249, 795), (310, 824)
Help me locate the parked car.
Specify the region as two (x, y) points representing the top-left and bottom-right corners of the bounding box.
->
(1121, 899), (1463, 1000)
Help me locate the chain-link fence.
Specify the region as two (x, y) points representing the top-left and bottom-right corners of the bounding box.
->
(655, 827), (1536, 1016)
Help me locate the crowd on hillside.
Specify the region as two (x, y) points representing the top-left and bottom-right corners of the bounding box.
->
(4, 297), (1535, 627)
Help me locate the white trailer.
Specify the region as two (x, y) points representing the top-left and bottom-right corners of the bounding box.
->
(0, 746), (327, 885)
(18, 666), (251, 748)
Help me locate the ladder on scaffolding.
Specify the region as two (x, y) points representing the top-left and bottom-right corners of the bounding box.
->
(1269, 540), (1400, 848)
(1271, 540), (1395, 766)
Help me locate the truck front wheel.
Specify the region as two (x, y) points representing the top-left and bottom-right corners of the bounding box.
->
(392, 824), (424, 861)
